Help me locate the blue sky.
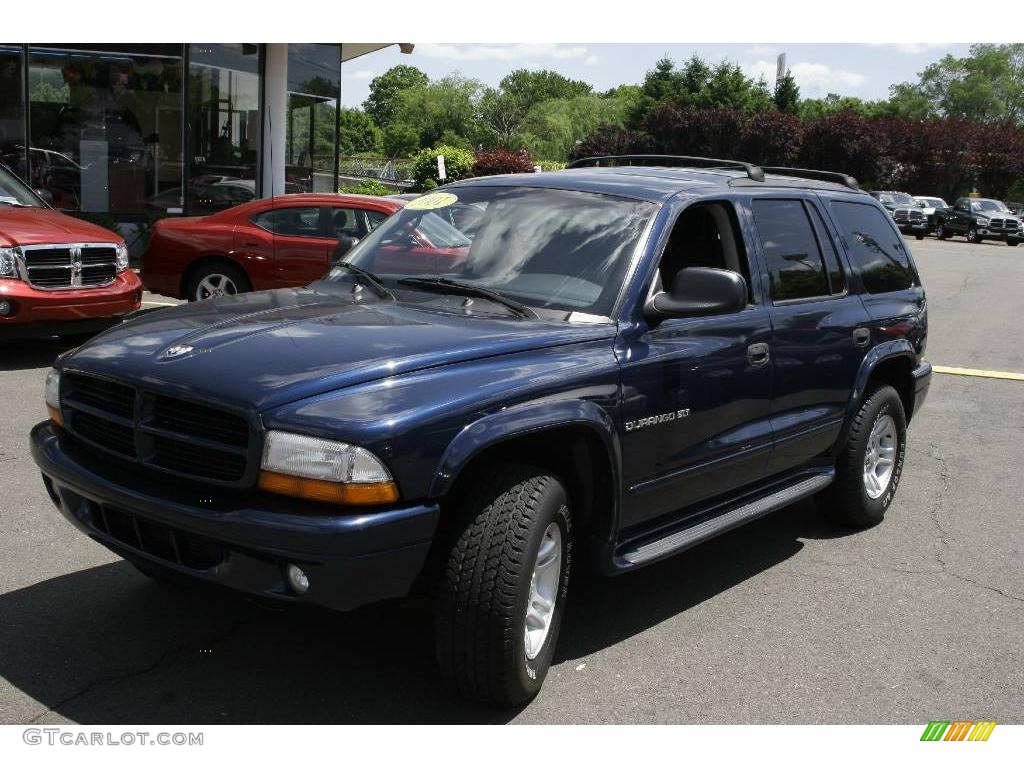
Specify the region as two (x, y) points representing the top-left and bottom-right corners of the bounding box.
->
(340, 43), (973, 108)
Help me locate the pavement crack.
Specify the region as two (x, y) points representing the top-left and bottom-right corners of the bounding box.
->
(27, 617), (248, 724)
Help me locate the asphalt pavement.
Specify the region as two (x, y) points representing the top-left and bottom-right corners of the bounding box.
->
(1, 239), (1021, 724)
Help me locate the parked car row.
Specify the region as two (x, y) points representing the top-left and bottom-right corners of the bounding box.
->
(870, 190), (1023, 246)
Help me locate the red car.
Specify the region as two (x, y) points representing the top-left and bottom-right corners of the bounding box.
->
(0, 163), (142, 339)
(142, 193), (405, 301)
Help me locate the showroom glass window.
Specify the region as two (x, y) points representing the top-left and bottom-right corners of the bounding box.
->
(286, 44), (340, 193)
(187, 44), (261, 215)
(0, 45), (26, 179)
(27, 45), (183, 213)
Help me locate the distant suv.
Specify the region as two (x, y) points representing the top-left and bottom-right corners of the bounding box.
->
(870, 190), (928, 239)
(913, 196), (948, 232)
(0, 162), (141, 339)
(32, 156), (931, 706)
(934, 197), (1024, 245)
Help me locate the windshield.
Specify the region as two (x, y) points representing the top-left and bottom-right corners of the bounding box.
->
(972, 199), (1009, 212)
(917, 198), (945, 208)
(878, 192), (914, 205)
(0, 164), (45, 207)
(330, 186), (656, 317)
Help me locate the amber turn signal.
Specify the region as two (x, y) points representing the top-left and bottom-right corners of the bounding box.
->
(47, 405), (64, 428)
(259, 470), (398, 506)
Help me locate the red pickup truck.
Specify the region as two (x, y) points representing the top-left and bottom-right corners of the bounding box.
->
(0, 163), (142, 339)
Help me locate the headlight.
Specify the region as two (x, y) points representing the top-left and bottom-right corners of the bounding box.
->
(44, 368), (63, 426)
(976, 216), (990, 225)
(259, 430), (397, 505)
(115, 243), (129, 272)
(0, 247), (19, 279)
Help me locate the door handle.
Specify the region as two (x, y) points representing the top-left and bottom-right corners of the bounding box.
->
(747, 342), (770, 367)
(852, 327), (871, 347)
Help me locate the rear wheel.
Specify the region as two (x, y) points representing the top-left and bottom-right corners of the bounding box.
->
(935, 223), (948, 239)
(435, 465), (572, 707)
(186, 262), (251, 302)
(821, 384), (907, 527)
(915, 233), (925, 240)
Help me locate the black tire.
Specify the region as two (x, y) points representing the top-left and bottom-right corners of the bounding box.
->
(935, 223), (948, 239)
(915, 234), (924, 240)
(435, 465), (572, 707)
(821, 384), (907, 527)
(185, 262), (251, 302)
(1008, 240), (1020, 247)
(966, 226), (982, 244)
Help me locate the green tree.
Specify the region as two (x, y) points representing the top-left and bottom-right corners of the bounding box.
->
(515, 94), (634, 161)
(478, 87), (526, 148)
(498, 68), (593, 112)
(774, 70), (800, 114)
(381, 121), (420, 158)
(338, 108), (380, 155)
(411, 144), (475, 190)
(363, 64), (429, 127)
(393, 74), (484, 149)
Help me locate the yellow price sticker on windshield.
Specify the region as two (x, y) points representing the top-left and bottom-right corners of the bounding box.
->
(405, 192), (458, 210)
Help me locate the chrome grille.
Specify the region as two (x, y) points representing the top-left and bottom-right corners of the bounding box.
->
(61, 371), (254, 486)
(20, 243), (119, 290)
(988, 218), (1019, 230)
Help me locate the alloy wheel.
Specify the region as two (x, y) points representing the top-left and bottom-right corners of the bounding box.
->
(524, 522), (563, 660)
(196, 273), (238, 301)
(863, 414), (897, 499)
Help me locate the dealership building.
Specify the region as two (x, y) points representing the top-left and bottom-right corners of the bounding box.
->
(0, 43), (410, 227)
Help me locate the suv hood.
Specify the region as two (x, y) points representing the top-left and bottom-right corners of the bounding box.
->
(0, 208), (122, 247)
(63, 286), (617, 411)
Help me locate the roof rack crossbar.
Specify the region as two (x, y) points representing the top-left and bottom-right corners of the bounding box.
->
(568, 154), (765, 183)
(760, 166), (860, 191)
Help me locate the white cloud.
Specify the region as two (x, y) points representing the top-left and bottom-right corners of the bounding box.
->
(415, 43), (589, 62)
(343, 69), (375, 80)
(746, 59), (867, 96)
(585, 55), (600, 66)
(746, 45), (779, 57)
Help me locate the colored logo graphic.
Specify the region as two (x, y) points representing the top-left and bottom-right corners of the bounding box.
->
(920, 721), (997, 741)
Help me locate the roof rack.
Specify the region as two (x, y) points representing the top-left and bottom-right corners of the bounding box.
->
(568, 154), (765, 183)
(760, 166), (860, 191)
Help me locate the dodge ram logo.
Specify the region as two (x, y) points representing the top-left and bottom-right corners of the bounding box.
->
(70, 247), (82, 288)
(161, 344), (194, 359)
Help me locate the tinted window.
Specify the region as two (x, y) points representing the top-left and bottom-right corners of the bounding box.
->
(751, 199), (830, 302)
(365, 210), (388, 231)
(251, 207), (322, 237)
(807, 204), (846, 294)
(831, 201), (917, 293)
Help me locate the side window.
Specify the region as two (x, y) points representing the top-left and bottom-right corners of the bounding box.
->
(656, 201), (752, 303)
(331, 207), (362, 238)
(365, 210), (389, 232)
(250, 207), (322, 237)
(751, 199), (830, 302)
(831, 201), (917, 293)
(807, 204), (846, 294)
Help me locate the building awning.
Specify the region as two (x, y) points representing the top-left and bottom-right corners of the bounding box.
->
(341, 43), (413, 62)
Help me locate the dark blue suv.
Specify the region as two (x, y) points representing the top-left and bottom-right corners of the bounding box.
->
(31, 156), (931, 706)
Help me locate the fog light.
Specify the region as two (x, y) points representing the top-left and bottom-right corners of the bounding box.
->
(0, 300), (12, 316)
(286, 564), (309, 594)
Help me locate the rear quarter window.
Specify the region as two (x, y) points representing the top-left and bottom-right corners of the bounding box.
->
(831, 201), (917, 293)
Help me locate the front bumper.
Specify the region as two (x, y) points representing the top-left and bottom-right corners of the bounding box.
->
(975, 227), (1023, 241)
(31, 421), (439, 611)
(0, 271), (143, 331)
(896, 220), (929, 234)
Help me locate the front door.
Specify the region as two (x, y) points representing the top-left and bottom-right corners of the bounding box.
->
(617, 200), (774, 530)
(268, 205), (334, 286)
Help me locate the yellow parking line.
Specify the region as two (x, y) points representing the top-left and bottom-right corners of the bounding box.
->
(933, 365), (1024, 381)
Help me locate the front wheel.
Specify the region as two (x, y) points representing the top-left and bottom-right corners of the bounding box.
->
(820, 384), (907, 527)
(966, 226), (982, 244)
(435, 465), (572, 706)
(915, 233), (925, 240)
(1008, 240), (1020, 247)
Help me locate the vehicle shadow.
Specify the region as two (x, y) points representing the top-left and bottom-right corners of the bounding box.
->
(0, 498), (849, 724)
(0, 339), (78, 372)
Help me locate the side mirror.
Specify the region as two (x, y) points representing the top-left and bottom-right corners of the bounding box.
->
(34, 188), (53, 204)
(645, 266), (747, 323)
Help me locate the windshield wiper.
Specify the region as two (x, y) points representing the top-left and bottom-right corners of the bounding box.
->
(333, 261), (394, 300)
(397, 277), (538, 319)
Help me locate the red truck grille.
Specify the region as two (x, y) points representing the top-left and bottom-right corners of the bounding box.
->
(21, 243), (118, 289)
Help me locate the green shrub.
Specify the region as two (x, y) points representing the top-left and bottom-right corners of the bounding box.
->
(339, 179), (394, 196)
(537, 160), (567, 171)
(411, 145), (475, 190)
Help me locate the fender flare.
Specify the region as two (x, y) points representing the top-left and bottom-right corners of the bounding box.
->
(428, 398), (622, 536)
(846, 339), (917, 423)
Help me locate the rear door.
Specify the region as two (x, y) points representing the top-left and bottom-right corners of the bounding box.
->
(749, 195), (872, 476)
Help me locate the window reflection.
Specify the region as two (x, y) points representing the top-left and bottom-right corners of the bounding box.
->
(286, 44), (340, 193)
